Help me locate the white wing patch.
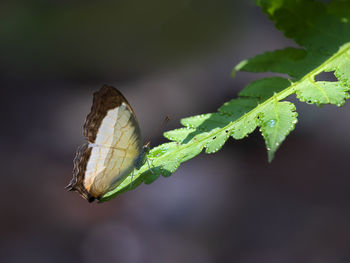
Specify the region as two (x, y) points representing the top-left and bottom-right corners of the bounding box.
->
(83, 103), (142, 197)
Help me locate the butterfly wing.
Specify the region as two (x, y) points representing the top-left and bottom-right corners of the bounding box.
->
(67, 85), (143, 201)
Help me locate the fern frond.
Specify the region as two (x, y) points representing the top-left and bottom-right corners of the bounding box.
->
(100, 0), (350, 202)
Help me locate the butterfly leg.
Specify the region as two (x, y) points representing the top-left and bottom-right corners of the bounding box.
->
(146, 158), (154, 174)
(129, 170), (135, 189)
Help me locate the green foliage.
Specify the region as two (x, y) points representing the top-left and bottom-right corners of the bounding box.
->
(258, 99), (298, 162)
(100, 0), (350, 202)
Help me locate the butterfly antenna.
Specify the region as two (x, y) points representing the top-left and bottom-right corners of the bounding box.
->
(143, 116), (170, 177)
(144, 116), (171, 146)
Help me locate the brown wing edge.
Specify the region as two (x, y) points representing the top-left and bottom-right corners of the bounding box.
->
(83, 84), (138, 143)
(65, 143), (96, 202)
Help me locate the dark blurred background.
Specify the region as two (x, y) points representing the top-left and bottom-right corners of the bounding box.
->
(1, 1), (350, 262)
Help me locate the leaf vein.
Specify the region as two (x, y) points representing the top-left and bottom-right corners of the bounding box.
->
(310, 77), (330, 103)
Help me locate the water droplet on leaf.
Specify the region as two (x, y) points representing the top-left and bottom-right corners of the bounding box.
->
(266, 119), (277, 127)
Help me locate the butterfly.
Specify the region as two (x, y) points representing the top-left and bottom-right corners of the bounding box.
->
(66, 85), (149, 202)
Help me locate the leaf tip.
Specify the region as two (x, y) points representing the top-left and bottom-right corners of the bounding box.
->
(232, 59), (248, 78)
(230, 70), (237, 78)
(267, 151), (275, 163)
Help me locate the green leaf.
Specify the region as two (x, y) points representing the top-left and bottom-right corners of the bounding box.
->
(234, 48), (307, 78)
(239, 77), (290, 101)
(164, 127), (196, 143)
(258, 99), (298, 162)
(324, 44), (350, 86)
(181, 113), (230, 130)
(230, 112), (258, 140)
(296, 80), (350, 106)
(218, 97), (259, 116)
(205, 129), (230, 154)
(256, 0), (350, 54)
